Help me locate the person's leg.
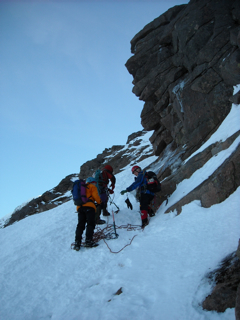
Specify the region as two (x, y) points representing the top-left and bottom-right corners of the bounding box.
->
(102, 201), (110, 216)
(100, 192), (110, 216)
(148, 195), (155, 217)
(74, 208), (86, 250)
(140, 194), (154, 228)
(85, 207), (96, 245)
(95, 204), (106, 225)
(140, 211), (148, 228)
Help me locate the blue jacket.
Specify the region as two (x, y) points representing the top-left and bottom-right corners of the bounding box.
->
(126, 171), (154, 195)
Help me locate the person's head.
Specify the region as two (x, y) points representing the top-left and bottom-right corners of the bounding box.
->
(86, 177), (96, 184)
(104, 164), (113, 173)
(131, 165), (141, 176)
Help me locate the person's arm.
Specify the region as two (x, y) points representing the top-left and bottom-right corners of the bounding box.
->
(126, 172), (144, 192)
(110, 175), (116, 188)
(91, 184), (102, 205)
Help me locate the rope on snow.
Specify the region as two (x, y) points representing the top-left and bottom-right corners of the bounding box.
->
(71, 223), (143, 254)
(93, 223), (142, 254)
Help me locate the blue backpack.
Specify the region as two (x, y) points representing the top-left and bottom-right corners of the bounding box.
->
(71, 179), (89, 206)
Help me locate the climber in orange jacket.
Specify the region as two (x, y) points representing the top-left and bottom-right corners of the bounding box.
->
(73, 177), (102, 251)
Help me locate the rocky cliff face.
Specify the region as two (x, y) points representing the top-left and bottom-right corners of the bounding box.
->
(126, 0), (240, 158)
(125, 0), (240, 313)
(126, 0), (240, 211)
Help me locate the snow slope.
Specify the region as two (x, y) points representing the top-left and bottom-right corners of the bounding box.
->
(0, 90), (240, 320)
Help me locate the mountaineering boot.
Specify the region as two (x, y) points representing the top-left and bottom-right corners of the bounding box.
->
(95, 205), (105, 224)
(148, 207), (155, 217)
(141, 218), (149, 229)
(85, 240), (99, 248)
(73, 241), (81, 251)
(103, 208), (110, 216)
(96, 219), (106, 225)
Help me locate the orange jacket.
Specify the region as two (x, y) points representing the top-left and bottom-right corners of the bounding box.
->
(76, 183), (101, 212)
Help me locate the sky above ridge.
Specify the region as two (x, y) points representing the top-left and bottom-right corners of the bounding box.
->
(0, 0), (189, 219)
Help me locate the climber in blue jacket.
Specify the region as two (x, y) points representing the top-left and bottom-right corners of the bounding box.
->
(120, 165), (155, 228)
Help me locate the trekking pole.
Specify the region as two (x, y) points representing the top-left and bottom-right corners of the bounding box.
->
(112, 210), (119, 239)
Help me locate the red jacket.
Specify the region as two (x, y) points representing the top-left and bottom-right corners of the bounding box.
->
(101, 169), (116, 191)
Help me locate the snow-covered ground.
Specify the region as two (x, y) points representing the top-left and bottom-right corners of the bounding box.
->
(0, 86), (240, 320)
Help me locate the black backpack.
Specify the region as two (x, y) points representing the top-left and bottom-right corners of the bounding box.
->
(145, 171), (161, 193)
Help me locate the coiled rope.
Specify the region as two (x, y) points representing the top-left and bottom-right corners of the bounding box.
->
(93, 223), (142, 254)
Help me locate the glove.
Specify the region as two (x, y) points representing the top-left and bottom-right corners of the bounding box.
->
(108, 188), (114, 194)
(120, 190), (127, 195)
(125, 198), (133, 210)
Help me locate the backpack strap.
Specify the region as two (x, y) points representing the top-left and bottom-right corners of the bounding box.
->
(138, 169), (147, 189)
(141, 170), (154, 195)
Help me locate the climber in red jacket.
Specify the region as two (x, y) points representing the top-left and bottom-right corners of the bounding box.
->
(95, 164), (116, 223)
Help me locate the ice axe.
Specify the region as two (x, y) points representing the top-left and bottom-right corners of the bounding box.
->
(107, 191), (120, 213)
(112, 209), (119, 239)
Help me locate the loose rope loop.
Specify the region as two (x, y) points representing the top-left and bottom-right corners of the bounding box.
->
(103, 235), (137, 254)
(71, 223), (142, 253)
(94, 223), (141, 254)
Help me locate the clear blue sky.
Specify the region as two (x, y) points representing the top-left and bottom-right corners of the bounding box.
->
(0, 0), (187, 219)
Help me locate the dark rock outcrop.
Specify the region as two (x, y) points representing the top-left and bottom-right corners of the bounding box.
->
(236, 240), (240, 320)
(79, 130), (153, 179)
(4, 174), (78, 227)
(125, 0), (239, 158)
(161, 131), (240, 214)
(202, 252), (240, 313)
